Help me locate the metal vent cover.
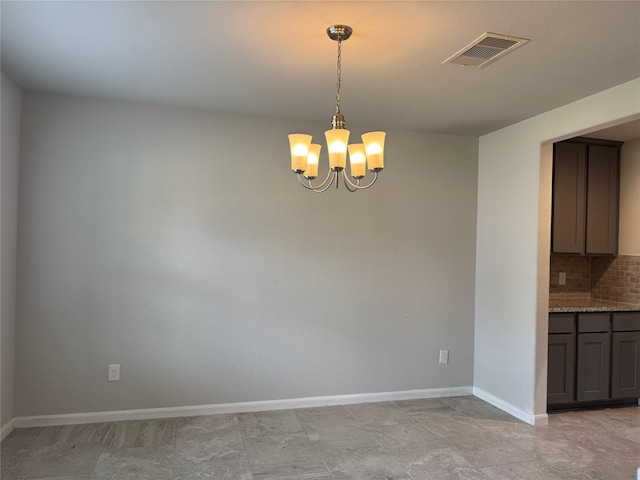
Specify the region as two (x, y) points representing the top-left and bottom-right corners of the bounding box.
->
(443, 32), (529, 68)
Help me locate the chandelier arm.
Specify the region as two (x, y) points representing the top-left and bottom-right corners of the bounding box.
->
(297, 170), (329, 190)
(311, 171), (338, 192)
(341, 170), (359, 192)
(342, 170), (379, 190)
(312, 168), (335, 190)
(297, 171), (337, 192)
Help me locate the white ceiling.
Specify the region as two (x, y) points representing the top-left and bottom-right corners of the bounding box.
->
(1, 1), (639, 137)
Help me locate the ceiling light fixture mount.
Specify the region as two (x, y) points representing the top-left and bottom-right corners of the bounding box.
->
(288, 25), (385, 193)
(326, 24), (352, 42)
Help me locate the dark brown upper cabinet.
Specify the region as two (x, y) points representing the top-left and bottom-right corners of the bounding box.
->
(552, 138), (621, 255)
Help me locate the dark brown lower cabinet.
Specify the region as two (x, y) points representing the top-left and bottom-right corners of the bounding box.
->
(548, 311), (640, 409)
(547, 313), (576, 405)
(547, 333), (575, 404)
(575, 313), (611, 402)
(576, 332), (611, 402)
(611, 312), (640, 399)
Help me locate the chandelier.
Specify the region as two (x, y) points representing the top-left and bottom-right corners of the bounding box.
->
(288, 25), (386, 192)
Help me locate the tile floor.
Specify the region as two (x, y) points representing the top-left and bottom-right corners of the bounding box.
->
(1, 396), (639, 479)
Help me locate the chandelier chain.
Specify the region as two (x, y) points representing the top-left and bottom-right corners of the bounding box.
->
(335, 38), (342, 114)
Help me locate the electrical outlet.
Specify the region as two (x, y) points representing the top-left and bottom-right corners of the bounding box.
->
(108, 364), (120, 381)
(439, 350), (449, 364)
(559, 272), (566, 285)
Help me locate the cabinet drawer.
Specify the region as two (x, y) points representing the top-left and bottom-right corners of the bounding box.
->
(577, 313), (610, 333)
(613, 312), (640, 332)
(549, 314), (575, 334)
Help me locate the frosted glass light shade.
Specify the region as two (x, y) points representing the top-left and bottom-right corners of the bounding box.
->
(362, 131), (385, 171)
(325, 129), (350, 170)
(305, 144), (321, 179)
(347, 143), (367, 178)
(289, 134), (312, 172)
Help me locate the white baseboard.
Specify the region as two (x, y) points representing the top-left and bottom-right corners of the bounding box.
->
(13, 386), (473, 428)
(473, 387), (548, 426)
(1, 418), (15, 441)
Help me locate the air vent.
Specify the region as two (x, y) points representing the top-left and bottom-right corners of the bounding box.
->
(443, 32), (529, 68)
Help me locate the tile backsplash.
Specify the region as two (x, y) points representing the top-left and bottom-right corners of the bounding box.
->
(549, 254), (591, 300)
(591, 255), (640, 304)
(550, 254), (640, 305)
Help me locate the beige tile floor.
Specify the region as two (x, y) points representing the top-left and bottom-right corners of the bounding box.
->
(1, 396), (638, 479)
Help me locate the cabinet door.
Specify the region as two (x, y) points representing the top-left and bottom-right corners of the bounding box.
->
(611, 332), (640, 399)
(585, 145), (619, 255)
(552, 143), (586, 253)
(548, 333), (575, 404)
(576, 332), (610, 402)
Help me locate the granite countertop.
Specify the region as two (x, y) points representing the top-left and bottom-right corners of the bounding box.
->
(549, 299), (640, 313)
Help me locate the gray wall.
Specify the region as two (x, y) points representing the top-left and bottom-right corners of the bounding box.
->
(1, 73), (22, 430)
(475, 79), (640, 420)
(15, 93), (478, 416)
(620, 137), (640, 255)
